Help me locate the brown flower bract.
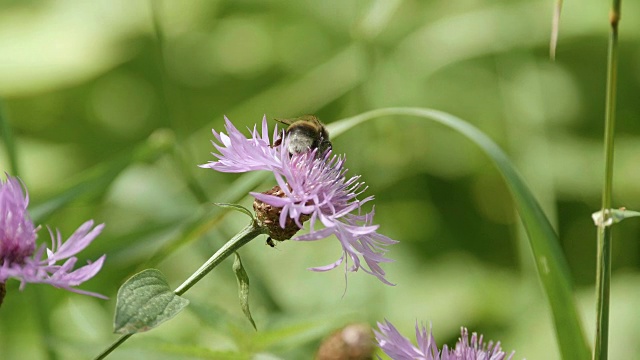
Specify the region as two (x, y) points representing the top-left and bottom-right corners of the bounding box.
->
(253, 185), (310, 241)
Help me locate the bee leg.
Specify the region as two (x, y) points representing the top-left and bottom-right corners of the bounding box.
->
(272, 137), (283, 148)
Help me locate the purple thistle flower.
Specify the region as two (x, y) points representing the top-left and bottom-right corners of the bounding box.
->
(199, 116), (398, 285)
(374, 319), (516, 360)
(0, 175), (107, 299)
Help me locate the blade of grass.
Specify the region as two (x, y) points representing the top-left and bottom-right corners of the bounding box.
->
(328, 107), (590, 360)
(593, 1), (621, 359)
(30, 129), (174, 223)
(0, 99), (19, 176)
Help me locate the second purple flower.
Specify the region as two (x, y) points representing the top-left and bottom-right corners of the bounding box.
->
(0, 175), (106, 300)
(199, 116), (398, 285)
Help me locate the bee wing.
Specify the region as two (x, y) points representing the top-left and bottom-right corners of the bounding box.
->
(297, 114), (320, 123)
(274, 115), (320, 126)
(273, 117), (295, 126)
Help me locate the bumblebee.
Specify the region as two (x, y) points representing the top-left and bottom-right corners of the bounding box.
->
(273, 115), (332, 156)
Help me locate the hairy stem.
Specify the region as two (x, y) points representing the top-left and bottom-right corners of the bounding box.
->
(174, 222), (264, 295)
(94, 222), (264, 360)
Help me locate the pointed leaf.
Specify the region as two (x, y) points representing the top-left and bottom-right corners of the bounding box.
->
(329, 108), (590, 360)
(114, 269), (189, 334)
(232, 253), (256, 330)
(550, 0), (563, 60)
(214, 203), (254, 219)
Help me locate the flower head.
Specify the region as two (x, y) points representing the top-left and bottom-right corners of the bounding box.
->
(0, 175), (106, 298)
(316, 323), (375, 360)
(200, 116), (398, 285)
(374, 319), (516, 360)
(0, 176), (37, 263)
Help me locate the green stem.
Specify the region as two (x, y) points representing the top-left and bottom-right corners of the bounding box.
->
(0, 100), (19, 176)
(93, 222), (264, 360)
(93, 334), (132, 360)
(174, 222), (265, 295)
(593, 1), (621, 360)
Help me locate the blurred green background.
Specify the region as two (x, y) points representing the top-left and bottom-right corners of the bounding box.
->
(1, 0), (640, 359)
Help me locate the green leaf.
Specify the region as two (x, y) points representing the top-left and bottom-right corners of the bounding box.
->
(114, 269), (189, 335)
(214, 203), (255, 219)
(232, 252), (257, 330)
(330, 108), (590, 360)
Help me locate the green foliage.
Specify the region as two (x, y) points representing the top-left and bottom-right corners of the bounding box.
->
(214, 203), (255, 220)
(114, 269), (189, 335)
(332, 107), (590, 359)
(2, 0), (640, 359)
(232, 252), (257, 331)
